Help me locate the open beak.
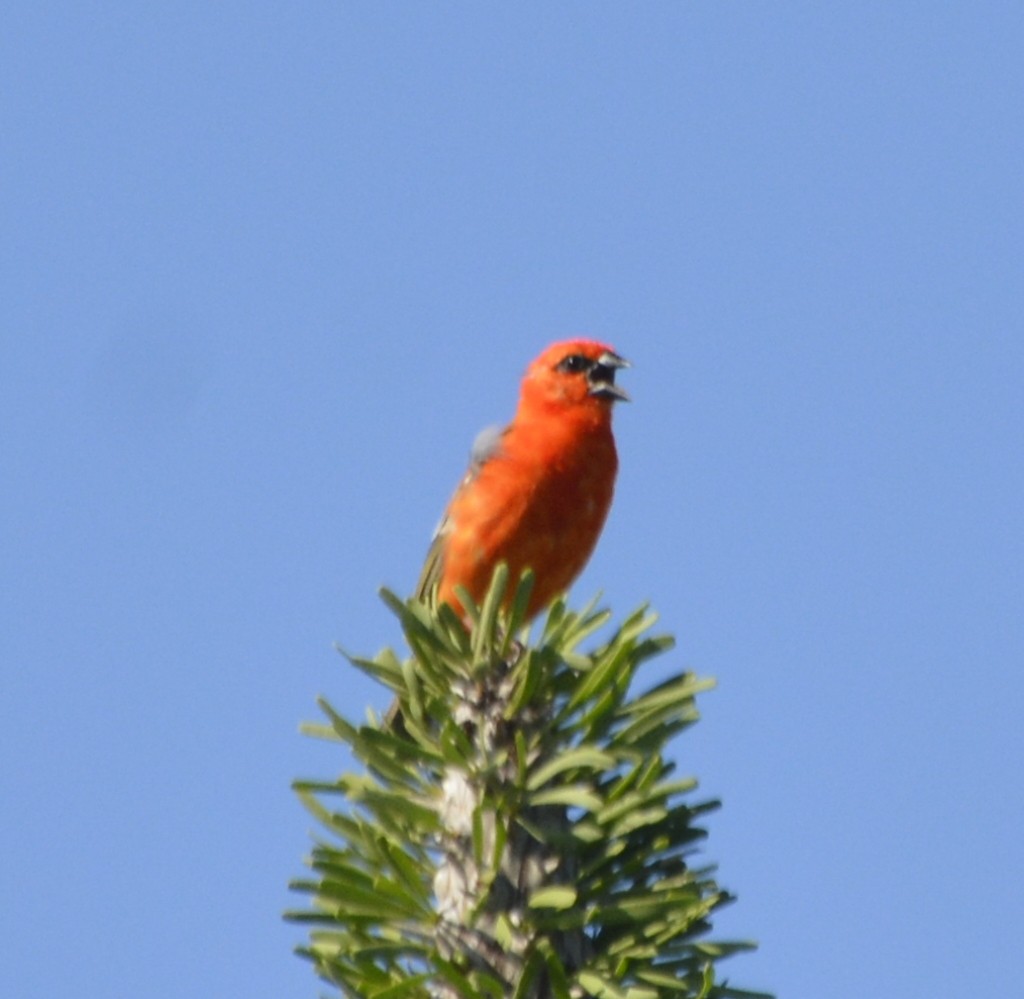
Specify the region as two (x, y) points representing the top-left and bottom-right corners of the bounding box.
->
(588, 351), (631, 402)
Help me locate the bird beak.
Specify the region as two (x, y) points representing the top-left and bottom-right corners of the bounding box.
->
(588, 351), (631, 402)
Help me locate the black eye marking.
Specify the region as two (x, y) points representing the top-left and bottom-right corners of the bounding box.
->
(556, 353), (593, 374)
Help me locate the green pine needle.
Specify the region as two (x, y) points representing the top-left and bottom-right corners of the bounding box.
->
(289, 571), (769, 999)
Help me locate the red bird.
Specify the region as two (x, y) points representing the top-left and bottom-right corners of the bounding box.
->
(417, 339), (629, 622)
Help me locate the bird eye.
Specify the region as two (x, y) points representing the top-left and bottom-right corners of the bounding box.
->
(556, 354), (592, 374)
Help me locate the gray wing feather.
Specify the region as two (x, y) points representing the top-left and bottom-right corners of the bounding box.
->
(414, 423), (507, 602)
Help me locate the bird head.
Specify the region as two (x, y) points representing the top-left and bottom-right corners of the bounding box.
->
(520, 339), (630, 415)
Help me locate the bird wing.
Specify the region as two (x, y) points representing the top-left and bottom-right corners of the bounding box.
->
(415, 423), (507, 602)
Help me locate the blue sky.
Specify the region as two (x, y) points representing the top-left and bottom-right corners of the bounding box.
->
(3, 4), (1022, 997)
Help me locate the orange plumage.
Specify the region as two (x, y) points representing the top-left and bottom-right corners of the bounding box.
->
(417, 339), (629, 621)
